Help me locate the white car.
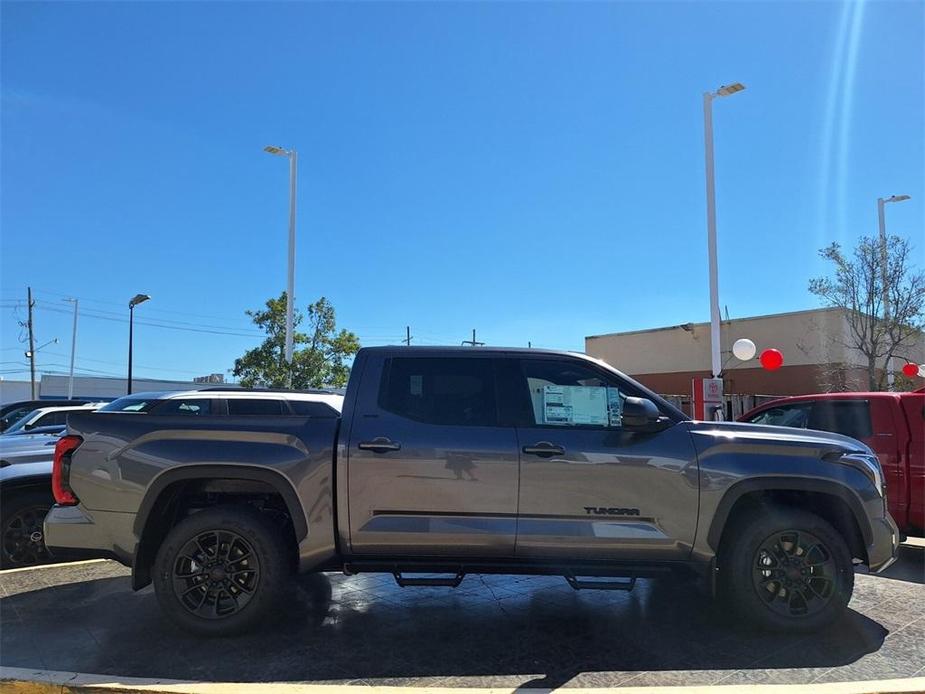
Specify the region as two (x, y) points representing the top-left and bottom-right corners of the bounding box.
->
(98, 388), (343, 417)
(2, 403), (103, 435)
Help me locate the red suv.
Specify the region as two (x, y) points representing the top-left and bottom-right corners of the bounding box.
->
(740, 389), (924, 537)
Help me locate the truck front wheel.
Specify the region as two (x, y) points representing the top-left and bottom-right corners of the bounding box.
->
(153, 506), (291, 636)
(720, 508), (854, 632)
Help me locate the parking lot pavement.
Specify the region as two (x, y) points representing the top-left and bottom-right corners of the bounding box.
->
(0, 545), (923, 689)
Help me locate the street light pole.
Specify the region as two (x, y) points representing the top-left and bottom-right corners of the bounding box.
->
(877, 194), (911, 390)
(702, 82), (746, 416)
(127, 294), (151, 395)
(64, 298), (79, 399)
(264, 145), (298, 386)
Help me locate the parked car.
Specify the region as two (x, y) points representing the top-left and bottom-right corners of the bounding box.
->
(0, 399), (93, 432)
(0, 388), (342, 569)
(98, 387), (344, 417)
(1, 424), (66, 438)
(46, 347), (898, 636)
(2, 403), (102, 436)
(1, 459), (59, 568)
(0, 432), (60, 466)
(740, 388), (924, 538)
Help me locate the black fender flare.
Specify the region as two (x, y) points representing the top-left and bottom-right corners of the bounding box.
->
(706, 476), (873, 551)
(133, 464), (308, 542)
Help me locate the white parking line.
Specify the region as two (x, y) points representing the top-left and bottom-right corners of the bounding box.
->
(0, 558), (112, 575)
(1, 667), (925, 694)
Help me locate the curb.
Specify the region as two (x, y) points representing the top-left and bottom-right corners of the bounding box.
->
(2, 669), (924, 694)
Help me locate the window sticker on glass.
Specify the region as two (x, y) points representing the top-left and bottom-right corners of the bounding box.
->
(607, 387), (623, 427)
(543, 385), (608, 425)
(409, 374), (423, 396)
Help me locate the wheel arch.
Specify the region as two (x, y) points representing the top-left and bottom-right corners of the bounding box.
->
(132, 465), (307, 590)
(708, 477), (872, 564)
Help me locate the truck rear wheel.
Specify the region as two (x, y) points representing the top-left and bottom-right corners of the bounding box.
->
(720, 507), (854, 632)
(153, 506), (291, 636)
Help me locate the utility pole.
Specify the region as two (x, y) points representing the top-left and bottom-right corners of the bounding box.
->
(403, 326), (413, 346)
(65, 298), (79, 399)
(27, 287), (36, 399)
(461, 329), (484, 347)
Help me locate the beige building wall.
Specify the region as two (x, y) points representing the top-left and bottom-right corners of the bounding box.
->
(585, 307), (925, 396)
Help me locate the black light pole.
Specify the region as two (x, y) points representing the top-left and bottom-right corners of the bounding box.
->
(127, 294), (151, 394)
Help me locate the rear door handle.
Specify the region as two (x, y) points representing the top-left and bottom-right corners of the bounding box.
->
(358, 437), (402, 453)
(522, 442), (565, 457)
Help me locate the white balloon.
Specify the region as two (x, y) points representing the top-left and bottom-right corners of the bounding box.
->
(732, 338), (757, 361)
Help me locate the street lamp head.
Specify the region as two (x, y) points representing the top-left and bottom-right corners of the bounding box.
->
(886, 194), (911, 203)
(716, 83), (746, 97)
(129, 293), (151, 308)
(264, 145), (289, 157)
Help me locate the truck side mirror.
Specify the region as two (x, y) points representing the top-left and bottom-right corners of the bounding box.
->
(622, 397), (667, 433)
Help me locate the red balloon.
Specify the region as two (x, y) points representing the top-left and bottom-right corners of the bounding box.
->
(902, 363), (920, 377)
(760, 348), (784, 371)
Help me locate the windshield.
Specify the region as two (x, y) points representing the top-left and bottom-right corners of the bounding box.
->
(1, 410), (41, 434)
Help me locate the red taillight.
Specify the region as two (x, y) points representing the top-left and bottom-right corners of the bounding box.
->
(52, 435), (82, 506)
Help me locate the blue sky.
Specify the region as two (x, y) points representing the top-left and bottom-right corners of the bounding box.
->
(1, 1), (922, 383)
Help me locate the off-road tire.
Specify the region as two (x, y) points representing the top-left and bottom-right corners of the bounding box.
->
(153, 505), (292, 636)
(719, 507), (854, 632)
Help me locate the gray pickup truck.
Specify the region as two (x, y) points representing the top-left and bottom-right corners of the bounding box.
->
(45, 347), (898, 636)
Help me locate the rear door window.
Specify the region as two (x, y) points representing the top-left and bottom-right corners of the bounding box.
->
(226, 399), (285, 415)
(379, 357), (497, 426)
(289, 400), (339, 417)
(34, 411), (69, 427)
(155, 399), (212, 415)
(809, 400), (872, 439)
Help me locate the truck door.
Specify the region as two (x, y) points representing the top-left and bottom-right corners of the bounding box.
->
(505, 356), (699, 561)
(346, 353), (520, 556)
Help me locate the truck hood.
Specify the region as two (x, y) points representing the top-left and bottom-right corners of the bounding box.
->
(686, 420), (872, 456)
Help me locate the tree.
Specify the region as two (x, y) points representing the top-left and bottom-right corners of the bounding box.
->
(233, 293), (360, 389)
(809, 235), (925, 390)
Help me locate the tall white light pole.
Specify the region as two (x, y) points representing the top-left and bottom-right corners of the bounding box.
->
(64, 298), (79, 399)
(703, 82), (746, 392)
(878, 193), (911, 389)
(264, 145), (298, 382)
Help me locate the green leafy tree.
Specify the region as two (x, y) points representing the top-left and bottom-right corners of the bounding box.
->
(233, 293), (360, 388)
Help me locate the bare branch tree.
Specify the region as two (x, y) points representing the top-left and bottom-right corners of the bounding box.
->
(809, 235), (925, 390)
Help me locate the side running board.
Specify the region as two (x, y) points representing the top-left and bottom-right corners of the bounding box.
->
(565, 574), (636, 591)
(393, 571), (465, 588)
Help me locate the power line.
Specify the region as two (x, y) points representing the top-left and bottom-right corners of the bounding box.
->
(27, 287), (258, 324)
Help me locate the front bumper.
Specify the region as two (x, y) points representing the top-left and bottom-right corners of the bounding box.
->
(44, 504), (136, 567)
(867, 513), (900, 573)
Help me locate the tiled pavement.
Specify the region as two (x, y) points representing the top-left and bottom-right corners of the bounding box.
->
(0, 544), (922, 688)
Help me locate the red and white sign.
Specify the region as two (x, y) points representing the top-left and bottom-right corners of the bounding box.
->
(692, 377), (724, 420)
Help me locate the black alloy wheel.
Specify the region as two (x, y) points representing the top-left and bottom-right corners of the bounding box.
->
(720, 507), (853, 632)
(171, 529), (260, 619)
(153, 505), (291, 635)
(752, 529), (836, 618)
(1, 494), (53, 569)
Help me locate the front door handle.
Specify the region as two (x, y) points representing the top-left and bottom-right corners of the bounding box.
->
(358, 437), (402, 453)
(522, 442), (565, 457)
